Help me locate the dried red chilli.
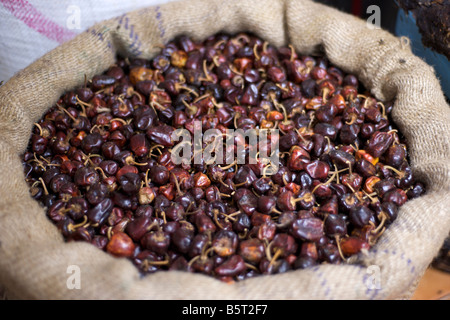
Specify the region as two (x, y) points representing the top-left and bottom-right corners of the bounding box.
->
(22, 32), (425, 282)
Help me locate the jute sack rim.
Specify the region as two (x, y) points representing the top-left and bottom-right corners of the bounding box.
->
(0, 0), (449, 300)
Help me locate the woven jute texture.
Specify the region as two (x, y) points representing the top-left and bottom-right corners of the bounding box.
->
(0, 0), (449, 300)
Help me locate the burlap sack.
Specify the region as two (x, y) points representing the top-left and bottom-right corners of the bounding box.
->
(0, 0), (449, 300)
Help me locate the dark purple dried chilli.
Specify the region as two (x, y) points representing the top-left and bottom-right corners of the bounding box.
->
(22, 32), (424, 282)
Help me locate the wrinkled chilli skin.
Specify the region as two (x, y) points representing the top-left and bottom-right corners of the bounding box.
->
(23, 33), (424, 282)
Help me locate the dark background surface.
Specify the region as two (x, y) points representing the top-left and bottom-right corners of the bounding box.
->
(316, 0), (399, 33)
(316, 0), (449, 98)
